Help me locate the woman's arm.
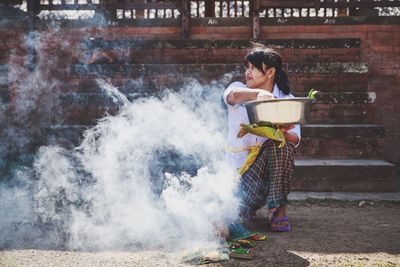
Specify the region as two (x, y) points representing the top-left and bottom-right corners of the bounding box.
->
(279, 125), (300, 146)
(285, 131), (300, 146)
(226, 88), (272, 105)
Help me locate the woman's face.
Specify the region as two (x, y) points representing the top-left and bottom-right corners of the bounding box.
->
(245, 62), (269, 89)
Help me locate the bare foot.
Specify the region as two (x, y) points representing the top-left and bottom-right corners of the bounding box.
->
(271, 205), (287, 219)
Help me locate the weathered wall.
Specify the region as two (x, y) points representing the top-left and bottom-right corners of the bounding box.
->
(261, 23), (400, 164)
(0, 16), (399, 190)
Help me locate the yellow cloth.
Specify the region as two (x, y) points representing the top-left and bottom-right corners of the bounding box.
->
(235, 124), (286, 175)
(237, 145), (261, 175)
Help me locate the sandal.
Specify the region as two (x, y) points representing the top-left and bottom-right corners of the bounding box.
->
(270, 216), (291, 232)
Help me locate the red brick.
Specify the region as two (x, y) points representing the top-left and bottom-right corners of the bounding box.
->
(331, 25), (358, 33)
(263, 26), (283, 33)
(150, 27), (179, 34)
(368, 32), (395, 40)
(274, 47), (293, 56)
(294, 49), (321, 56)
(322, 47), (360, 56)
(194, 30), (217, 37)
(272, 25), (299, 33)
(206, 26), (231, 34)
(364, 25), (397, 33)
(211, 49), (244, 63)
(368, 45), (395, 53)
(301, 25), (332, 33)
(369, 75), (396, 85)
(229, 26), (251, 34)
(356, 25), (370, 32)
(119, 27), (153, 35)
(258, 32), (297, 39)
(190, 26), (207, 34)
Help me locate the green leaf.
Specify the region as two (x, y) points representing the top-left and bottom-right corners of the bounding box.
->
(307, 89), (319, 99)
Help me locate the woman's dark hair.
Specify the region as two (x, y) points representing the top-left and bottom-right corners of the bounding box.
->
(244, 43), (291, 95)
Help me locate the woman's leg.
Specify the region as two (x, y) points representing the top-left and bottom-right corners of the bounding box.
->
(266, 142), (295, 231)
(237, 140), (295, 219)
(237, 141), (272, 219)
(270, 205), (291, 231)
(265, 141), (295, 211)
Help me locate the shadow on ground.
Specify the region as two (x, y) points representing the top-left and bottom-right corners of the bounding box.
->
(218, 200), (400, 266)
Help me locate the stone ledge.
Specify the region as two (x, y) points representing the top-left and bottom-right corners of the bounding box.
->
(260, 16), (400, 26)
(302, 124), (384, 138)
(70, 62), (369, 77)
(2, 15), (400, 29)
(60, 91), (377, 105)
(288, 191), (400, 201)
(295, 159), (394, 166)
(287, 62), (368, 74)
(292, 159), (396, 192)
(295, 92), (376, 104)
(82, 38), (361, 50)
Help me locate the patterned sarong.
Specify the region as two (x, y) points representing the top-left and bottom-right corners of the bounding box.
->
(237, 139), (296, 218)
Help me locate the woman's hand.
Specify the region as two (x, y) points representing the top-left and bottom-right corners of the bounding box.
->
(278, 125), (299, 146)
(278, 125), (294, 134)
(256, 90), (274, 101)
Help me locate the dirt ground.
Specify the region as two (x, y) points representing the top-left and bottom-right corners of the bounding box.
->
(1, 199), (399, 267)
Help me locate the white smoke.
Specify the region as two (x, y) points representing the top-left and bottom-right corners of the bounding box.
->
(0, 9), (241, 250)
(1, 77), (240, 251)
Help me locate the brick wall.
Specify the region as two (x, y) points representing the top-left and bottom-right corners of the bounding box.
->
(259, 23), (400, 164)
(1, 18), (399, 166)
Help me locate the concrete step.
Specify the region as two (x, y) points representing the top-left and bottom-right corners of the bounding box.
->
(83, 38), (361, 50)
(59, 94), (383, 157)
(70, 62), (368, 80)
(45, 125), (395, 192)
(47, 123), (385, 159)
(290, 73), (369, 92)
(62, 90), (376, 104)
(288, 191), (400, 202)
(306, 103), (376, 124)
(64, 75), (369, 95)
(300, 91), (376, 124)
(69, 63), (369, 93)
(59, 91), (377, 125)
(297, 124), (384, 158)
(80, 38), (361, 64)
(292, 159), (396, 192)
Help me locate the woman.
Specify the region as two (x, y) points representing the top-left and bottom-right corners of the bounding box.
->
(223, 44), (300, 232)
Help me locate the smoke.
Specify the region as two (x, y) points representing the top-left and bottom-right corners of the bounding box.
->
(0, 6), (240, 252)
(0, 76), (240, 251)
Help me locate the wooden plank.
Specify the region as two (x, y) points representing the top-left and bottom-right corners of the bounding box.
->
(204, 0), (215, 17)
(135, 0), (145, 18)
(320, 0), (400, 8)
(27, 0), (41, 15)
(234, 0), (238, 17)
(103, 2), (178, 10)
(260, 0), (319, 9)
(252, 0), (260, 39)
(259, 0), (400, 9)
(4, 0), (23, 4)
(39, 4), (98, 10)
(181, 0), (190, 38)
(39, 1), (178, 11)
(81, 38), (361, 50)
